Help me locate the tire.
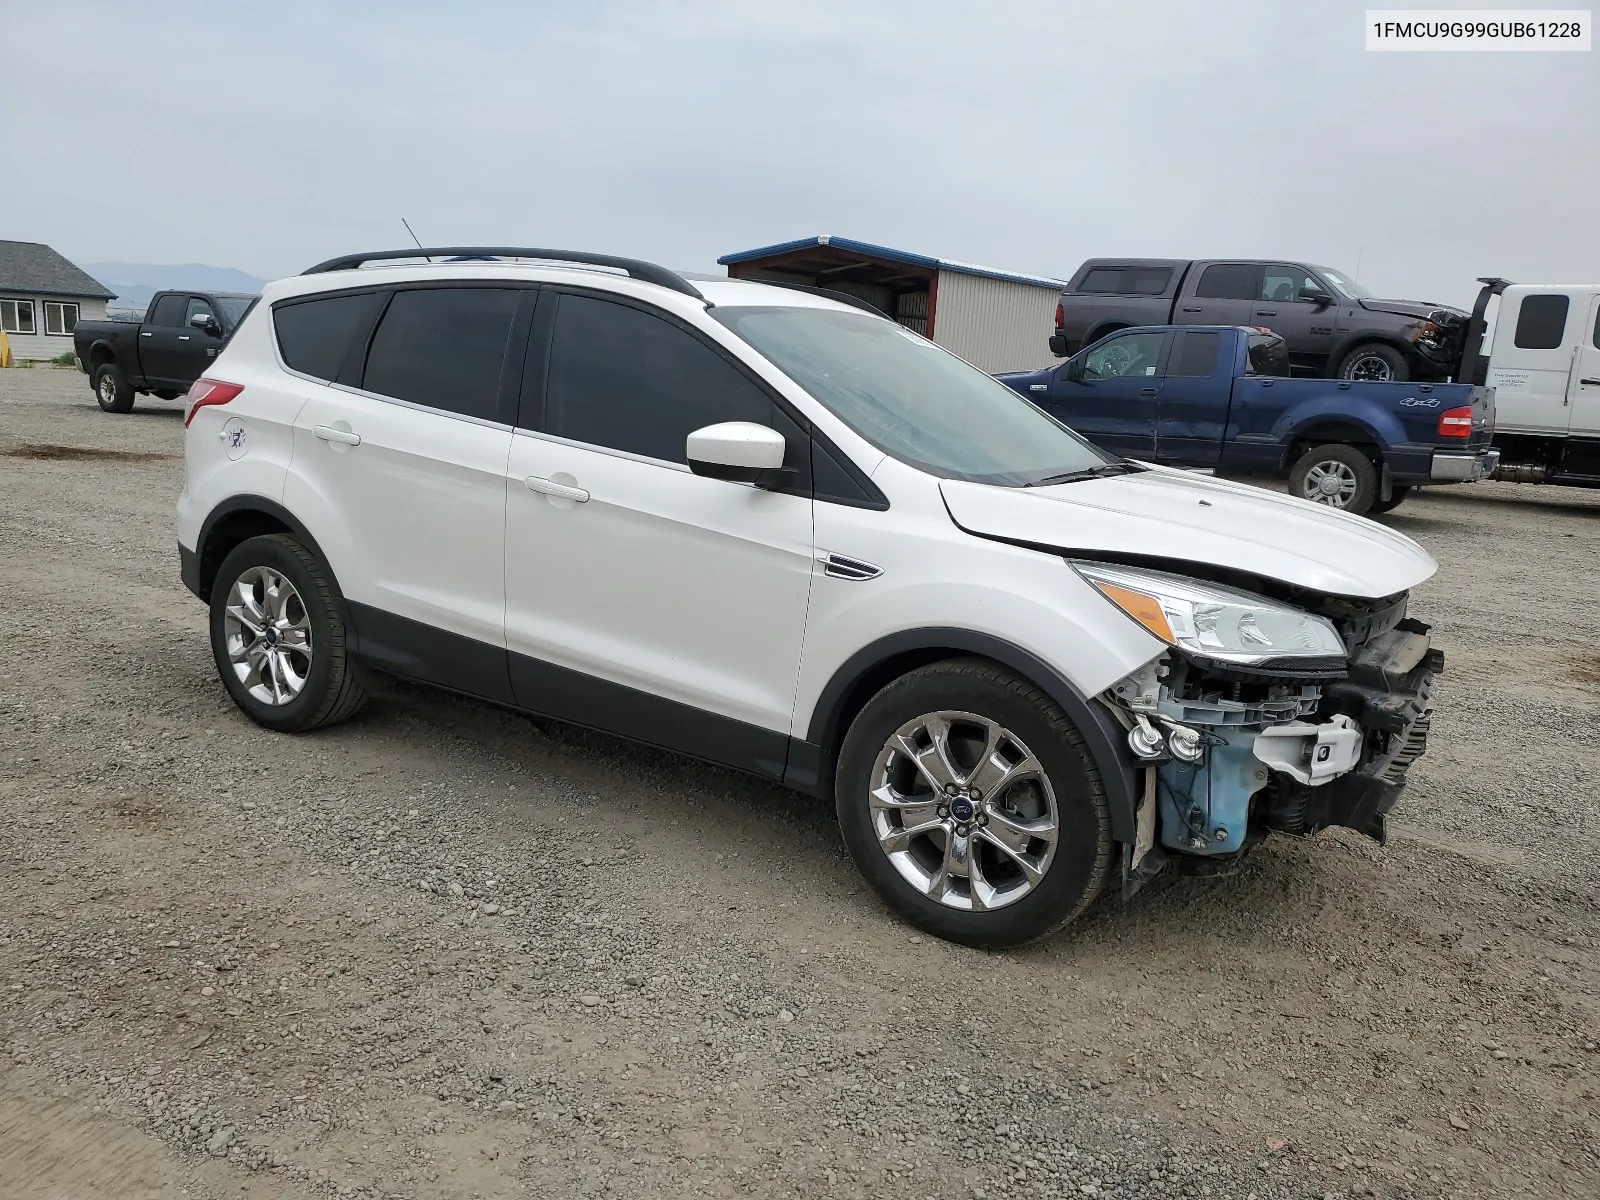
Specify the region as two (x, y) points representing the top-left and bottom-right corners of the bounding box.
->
(93, 362), (135, 413)
(1287, 443), (1380, 514)
(834, 658), (1113, 947)
(208, 534), (367, 733)
(1335, 342), (1410, 383)
(1368, 484), (1413, 514)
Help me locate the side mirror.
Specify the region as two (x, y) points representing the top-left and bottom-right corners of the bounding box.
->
(190, 312), (222, 335)
(686, 422), (793, 489)
(1060, 357), (1084, 382)
(1299, 288), (1334, 307)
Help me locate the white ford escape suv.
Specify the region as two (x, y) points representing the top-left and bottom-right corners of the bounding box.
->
(178, 247), (1443, 946)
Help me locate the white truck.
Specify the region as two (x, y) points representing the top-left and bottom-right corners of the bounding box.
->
(1462, 280), (1600, 485)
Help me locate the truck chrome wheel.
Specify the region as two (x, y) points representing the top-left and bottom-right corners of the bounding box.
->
(224, 566), (313, 705)
(1301, 459), (1359, 507)
(868, 711), (1059, 911)
(98, 373), (117, 405)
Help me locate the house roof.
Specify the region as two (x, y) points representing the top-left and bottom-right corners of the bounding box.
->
(0, 240), (116, 300)
(718, 235), (1067, 290)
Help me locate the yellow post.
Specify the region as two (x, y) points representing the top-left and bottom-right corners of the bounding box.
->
(0, 329), (12, 368)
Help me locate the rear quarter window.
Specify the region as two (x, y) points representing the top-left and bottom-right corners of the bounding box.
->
(1077, 267), (1172, 295)
(1513, 294), (1570, 350)
(273, 292), (382, 382)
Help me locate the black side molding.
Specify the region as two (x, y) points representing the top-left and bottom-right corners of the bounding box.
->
(799, 628), (1138, 843)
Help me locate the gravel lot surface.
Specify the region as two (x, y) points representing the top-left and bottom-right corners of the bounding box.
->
(2, 368), (1597, 1200)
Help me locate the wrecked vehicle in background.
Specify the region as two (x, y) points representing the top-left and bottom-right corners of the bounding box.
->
(1049, 258), (1469, 382)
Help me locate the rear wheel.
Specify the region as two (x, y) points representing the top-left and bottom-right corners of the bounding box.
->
(93, 362), (134, 413)
(1335, 342), (1410, 382)
(835, 659), (1112, 947)
(1288, 443), (1380, 515)
(209, 534), (367, 732)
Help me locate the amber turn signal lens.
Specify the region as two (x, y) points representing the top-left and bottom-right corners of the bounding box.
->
(1090, 581), (1175, 644)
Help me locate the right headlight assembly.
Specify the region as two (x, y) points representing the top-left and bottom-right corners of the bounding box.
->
(1071, 561), (1346, 666)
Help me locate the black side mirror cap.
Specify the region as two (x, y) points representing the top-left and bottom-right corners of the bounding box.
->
(1299, 289), (1334, 307)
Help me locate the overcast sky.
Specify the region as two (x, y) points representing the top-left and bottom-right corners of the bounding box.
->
(2, 1), (1594, 306)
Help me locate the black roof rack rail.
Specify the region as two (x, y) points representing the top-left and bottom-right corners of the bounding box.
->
(752, 279), (889, 318)
(300, 247), (706, 302)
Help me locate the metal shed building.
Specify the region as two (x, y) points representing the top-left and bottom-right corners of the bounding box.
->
(717, 235), (1065, 373)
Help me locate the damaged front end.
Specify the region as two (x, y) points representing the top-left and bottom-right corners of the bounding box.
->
(1072, 562), (1440, 890)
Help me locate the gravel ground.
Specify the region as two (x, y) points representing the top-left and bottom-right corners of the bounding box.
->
(2, 368), (1597, 1200)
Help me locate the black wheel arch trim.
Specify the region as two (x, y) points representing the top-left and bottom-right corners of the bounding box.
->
(798, 628), (1139, 844)
(187, 495), (344, 605)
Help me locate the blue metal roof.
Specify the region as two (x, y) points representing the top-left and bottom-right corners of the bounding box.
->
(718, 235), (1067, 290)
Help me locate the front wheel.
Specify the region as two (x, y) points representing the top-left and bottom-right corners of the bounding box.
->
(93, 362), (135, 413)
(209, 534), (367, 733)
(1335, 343), (1410, 382)
(1288, 443), (1380, 514)
(835, 659), (1113, 947)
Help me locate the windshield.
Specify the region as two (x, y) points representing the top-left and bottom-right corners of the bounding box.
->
(216, 294), (258, 325)
(1315, 266), (1375, 301)
(711, 306), (1115, 486)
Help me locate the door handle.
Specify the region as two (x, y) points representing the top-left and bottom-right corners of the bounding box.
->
(525, 475), (590, 502)
(1139, 387), (1158, 396)
(1256, 309), (1277, 316)
(178, 335), (190, 341)
(140, 331), (152, 337)
(313, 425), (361, 446)
(1581, 378), (1600, 386)
(1180, 306), (1203, 313)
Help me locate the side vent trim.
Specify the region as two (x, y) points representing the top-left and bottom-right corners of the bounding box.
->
(820, 552), (882, 581)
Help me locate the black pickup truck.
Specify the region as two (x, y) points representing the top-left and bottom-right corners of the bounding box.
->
(74, 290), (258, 413)
(1050, 259), (1469, 383)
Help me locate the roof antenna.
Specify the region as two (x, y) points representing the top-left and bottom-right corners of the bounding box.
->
(401, 218), (432, 262)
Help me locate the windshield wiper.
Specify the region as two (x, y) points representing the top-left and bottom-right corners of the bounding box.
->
(1025, 462), (1141, 487)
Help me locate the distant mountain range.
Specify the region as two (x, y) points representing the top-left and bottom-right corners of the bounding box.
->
(85, 262), (268, 313)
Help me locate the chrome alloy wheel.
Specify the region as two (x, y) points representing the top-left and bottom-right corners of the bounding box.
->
(224, 567), (312, 706)
(97, 373), (117, 405)
(868, 711), (1059, 911)
(1301, 459), (1359, 507)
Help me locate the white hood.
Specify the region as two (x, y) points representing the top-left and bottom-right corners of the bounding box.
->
(940, 467), (1437, 599)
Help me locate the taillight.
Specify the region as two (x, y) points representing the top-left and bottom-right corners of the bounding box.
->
(184, 378), (244, 427)
(1054, 303), (1064, 330)
(1437, 405), (1473, 438)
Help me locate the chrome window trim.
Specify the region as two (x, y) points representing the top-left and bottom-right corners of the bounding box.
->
(325, 381), (514, 432)
(511, 425), (692, 473)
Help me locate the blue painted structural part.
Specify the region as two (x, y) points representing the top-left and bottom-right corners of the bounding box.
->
(1155, 727), (1269, 855)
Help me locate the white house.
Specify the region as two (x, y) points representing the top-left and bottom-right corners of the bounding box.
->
(0, 240), (116, 361)
(718, 235), (1067, 373)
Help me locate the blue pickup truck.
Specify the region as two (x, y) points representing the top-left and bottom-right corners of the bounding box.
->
(998, 325), (1498, 515)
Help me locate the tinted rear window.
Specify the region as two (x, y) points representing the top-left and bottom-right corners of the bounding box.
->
(1246, 334), (1291, 377)
(1077, 266), (1171, 295)
(362, 288), (519, 420)
(1513, 294), (1570, 350)
(1195, 264), (1260, 301)
(274, 292), (380, 382)
(1172, 332), (1220, 377)
(148, 294), (187, 327)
